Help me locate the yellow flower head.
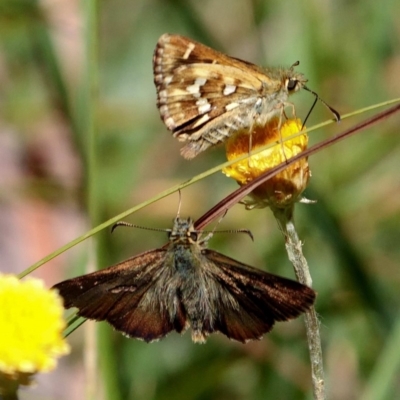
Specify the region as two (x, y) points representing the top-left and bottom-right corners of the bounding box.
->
(0, 274), (70, 382)
(222, 118), (310, 209)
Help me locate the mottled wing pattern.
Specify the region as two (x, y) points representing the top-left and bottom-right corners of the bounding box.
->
(201, 249), (315, 342)
(153, 34), (281, 158)
(53, 248), (186, 342)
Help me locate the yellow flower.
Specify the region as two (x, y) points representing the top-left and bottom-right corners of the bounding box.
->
(0, 274), (70, 391)
(223, 118), (310, 209)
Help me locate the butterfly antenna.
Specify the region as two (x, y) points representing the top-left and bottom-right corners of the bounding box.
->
(303, 86), (341, 127)
(177, 189), (182, 218)
(201, 210), (254, 241)
(211, 229), (254, 241)
(111, 221), (169, 234)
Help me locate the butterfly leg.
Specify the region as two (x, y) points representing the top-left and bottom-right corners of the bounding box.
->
(276, 107), (289, 163)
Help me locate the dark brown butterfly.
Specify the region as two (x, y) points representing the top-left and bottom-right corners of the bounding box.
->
(53, 217), (315, 343)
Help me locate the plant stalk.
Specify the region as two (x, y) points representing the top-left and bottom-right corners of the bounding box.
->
(272, 206), (325, 400)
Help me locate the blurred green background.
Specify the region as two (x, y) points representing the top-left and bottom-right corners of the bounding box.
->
(0, 0), (399, 399)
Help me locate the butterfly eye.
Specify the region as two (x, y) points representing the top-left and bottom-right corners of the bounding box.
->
(287, 79), (298, 91)
(189, 232), (198, 241)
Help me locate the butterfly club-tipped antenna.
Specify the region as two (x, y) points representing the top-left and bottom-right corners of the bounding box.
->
(302, 85), (341, 127)
(112, 191), (187, 235)
(199, 209), (254, 244)
(111, 221), (171, 234)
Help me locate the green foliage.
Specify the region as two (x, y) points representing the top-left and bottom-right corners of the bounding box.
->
(1, 0), (399, 399)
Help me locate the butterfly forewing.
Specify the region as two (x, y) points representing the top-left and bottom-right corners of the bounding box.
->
(53, 248), (187, 342)
(195, 250), (315, 342)
(153, 34), (307, 158)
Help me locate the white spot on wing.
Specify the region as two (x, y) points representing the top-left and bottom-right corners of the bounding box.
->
(164, 76), (173, 85)
(186, 78), (207, 96)
(196, 98), (208, 105)
(165, 117), (176, 129)
(225, 102), (239, 111)
(182, 43), (195, 59)
(159, 105), (169, 114)
(196, 98), (211, 113)
(194, 78), (207, 86)
(186, 84), (200, 94)
(223, 84), (236, 95)
(198, 104), (211, 113)
(192, 114), (210, 128)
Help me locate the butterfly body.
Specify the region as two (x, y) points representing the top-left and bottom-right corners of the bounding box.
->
(153, 34), (308, 158)
(53, 217), (315, 343)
